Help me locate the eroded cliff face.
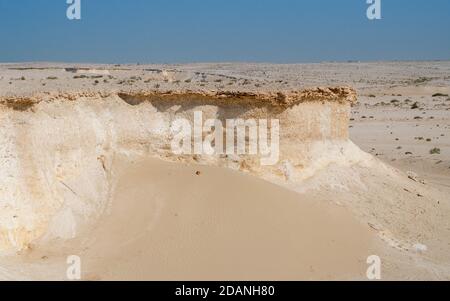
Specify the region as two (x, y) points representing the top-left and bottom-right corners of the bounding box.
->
(0, 88), (357, 252)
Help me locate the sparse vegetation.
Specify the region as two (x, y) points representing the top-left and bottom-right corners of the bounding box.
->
(432, 93), (448, 97)
(413, 77), (432, 84)
(241, 79), (251, 85)
(429, 148), (441, 155)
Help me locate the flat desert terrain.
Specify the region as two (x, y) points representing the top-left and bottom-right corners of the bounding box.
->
(0, 62), (449, 280)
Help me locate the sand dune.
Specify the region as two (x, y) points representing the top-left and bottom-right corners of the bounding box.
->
(1, 157), (377, 280)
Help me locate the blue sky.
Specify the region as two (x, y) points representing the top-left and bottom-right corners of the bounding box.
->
(0, 0), (449, 63)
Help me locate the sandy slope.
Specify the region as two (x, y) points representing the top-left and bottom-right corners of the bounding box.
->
(1, 157), (376, 280)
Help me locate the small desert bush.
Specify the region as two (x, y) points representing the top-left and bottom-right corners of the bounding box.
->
(429, 148), (441, 155)
(413, 77), (432, 84)
(432, 93), (448, 97)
